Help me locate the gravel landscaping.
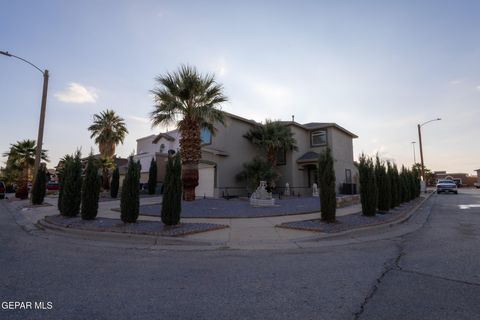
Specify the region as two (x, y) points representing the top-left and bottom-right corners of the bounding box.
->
(277, 198), (422, 233)
(138, 197), (322, 218)
(43, 215), (228, 237)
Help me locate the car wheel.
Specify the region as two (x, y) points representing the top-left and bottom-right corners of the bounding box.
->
(454, 191), (458, 194)
(437, 190), (441, 194)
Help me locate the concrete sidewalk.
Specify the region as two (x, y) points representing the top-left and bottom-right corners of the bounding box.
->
(6, 193), (432, 250)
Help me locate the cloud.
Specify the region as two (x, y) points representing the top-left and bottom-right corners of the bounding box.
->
(252, 82), (292, 105)
(127, 115), (150, 124)
(476, 85), (480, 91)
(449, 79), (462, 85)
(54, 82), (98, 103)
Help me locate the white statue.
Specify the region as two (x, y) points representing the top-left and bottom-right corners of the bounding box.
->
(250, 180), (275, 207)
(284, 182), (291, 196)
(312, 183), (319, 197)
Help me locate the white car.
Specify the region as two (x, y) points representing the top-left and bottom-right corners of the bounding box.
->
(436, 180), (458, 194)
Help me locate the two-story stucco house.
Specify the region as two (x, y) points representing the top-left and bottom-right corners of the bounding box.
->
(134, 131), (180, 183)
(134, 112), (358, 198)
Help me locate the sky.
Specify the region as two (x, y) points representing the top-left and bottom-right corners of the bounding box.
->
(1, 0), (480, 174)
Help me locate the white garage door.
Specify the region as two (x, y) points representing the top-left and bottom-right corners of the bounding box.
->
(196, 166), (215, 198)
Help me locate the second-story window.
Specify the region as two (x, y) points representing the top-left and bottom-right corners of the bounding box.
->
(276, 149), (286, 166)
(311, 130), (327, 147)
(200, 128), (212, 145)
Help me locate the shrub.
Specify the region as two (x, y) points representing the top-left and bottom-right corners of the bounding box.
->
(375, 156), (391, 212)
(318, 147), (336, 223)
(31, 165), (47, 205)
(121, 157), (141, 223)
(60, 151), (83, 217)
(110, 166), (119, 198)
(358, 154), (377, 216)
(147, 158), (157, 195)
(81, 155), (101, 220)
(161, 153), (182, 225)
(236, 156), (278, 192)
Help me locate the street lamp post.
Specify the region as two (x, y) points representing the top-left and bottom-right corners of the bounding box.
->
(0, 50), (49, 184)
(417, 118), (441, 185)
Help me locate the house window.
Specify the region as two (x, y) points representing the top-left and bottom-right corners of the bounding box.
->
(311, 130), (327, 146)
(200, 128), (212, 145)
(345, 169), (352, 183)
(276, 149), (286, 166)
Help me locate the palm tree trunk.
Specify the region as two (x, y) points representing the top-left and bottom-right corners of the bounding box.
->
(182, 162), (198, 201)
(102, 168), (110, 190)
(15, 166), (29, 199)
(179, 118), (202, 201)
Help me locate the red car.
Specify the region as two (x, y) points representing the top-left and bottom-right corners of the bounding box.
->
(0, 181), (5, 199)
(46, 181), (60, 191)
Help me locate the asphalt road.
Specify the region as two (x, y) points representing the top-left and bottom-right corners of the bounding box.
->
(0, 190), (479, 320)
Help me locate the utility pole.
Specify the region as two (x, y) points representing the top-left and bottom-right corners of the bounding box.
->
(0, 51), (49, 184)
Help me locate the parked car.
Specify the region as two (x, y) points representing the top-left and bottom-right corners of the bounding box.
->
(474, 182), (480, 189)
(436, 179), (458, 194)
(0, 181), (5, 199)
(46, 181), (60, 191)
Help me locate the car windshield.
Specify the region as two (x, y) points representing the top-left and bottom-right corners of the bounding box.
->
(438, 180), (455, 184)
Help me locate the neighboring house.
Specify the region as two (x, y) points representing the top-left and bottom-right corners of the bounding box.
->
(54, 155), (128, 182)
(134, 112), (358, 198)
(433, 171), (477, 187)
(134, 131), (180, 183)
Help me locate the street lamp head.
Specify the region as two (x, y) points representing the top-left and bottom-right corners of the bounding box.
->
(0, 50), (13, 57)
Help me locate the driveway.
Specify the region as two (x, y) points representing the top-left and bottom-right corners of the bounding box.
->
(0, 189), (479, 319)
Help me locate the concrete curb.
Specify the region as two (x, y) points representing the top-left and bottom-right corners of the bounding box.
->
(3, 192), (435, 251)
(36, 218), (228, 249)
(293, 192), (435, 243)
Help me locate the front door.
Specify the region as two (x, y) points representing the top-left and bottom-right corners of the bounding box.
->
(307, 165), (318, 187)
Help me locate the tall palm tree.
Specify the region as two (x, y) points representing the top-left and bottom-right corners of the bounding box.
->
(3, 140), (49, 197)
(244, 119), (298, 167)
(88, 109), (128, 189)
(150, 65), (227, 201)
(88, 109), (128, 159)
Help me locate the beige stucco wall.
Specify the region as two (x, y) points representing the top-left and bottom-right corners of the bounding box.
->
(330, 128), (358, 193)
(275, 125), (357, 196)
(206, 116), (260, 197)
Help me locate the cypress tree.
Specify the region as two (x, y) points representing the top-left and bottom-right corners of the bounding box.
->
(389, 163), (401, 208)
(147, 158), (157, 195)
(161, 153), (182, 225)
(31, 165), (47, 205)
(399, 166), (409, 203)
(408, 169), (416, 201)
(121, 157), (141, 223)
(375, 156), (391, 212)
(57, 173), (63, 211)
(318, 147), (336, 223)
(81, 155), (101, 220)
(57, 155), (71, 211)
(110, 166), (120, 198)
(412, 166), (421, 198)
(359, 154), (377, 216)
(60, 151), (83, 217)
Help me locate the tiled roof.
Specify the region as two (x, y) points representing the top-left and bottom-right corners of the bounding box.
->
(297, 151), (320, 163)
